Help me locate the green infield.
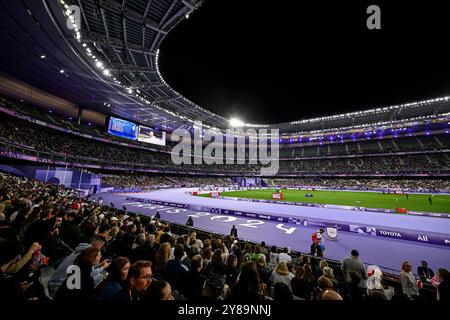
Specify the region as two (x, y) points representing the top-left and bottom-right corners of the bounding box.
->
(198, 189), (450, 214)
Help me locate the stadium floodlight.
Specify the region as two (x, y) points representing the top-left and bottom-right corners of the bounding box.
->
(103, 69), (110, 76)
(96, 61), (103, 68)
(127, 88), (133, 94)
(59, 69), (65, 73)
(229, 118), (244, 127)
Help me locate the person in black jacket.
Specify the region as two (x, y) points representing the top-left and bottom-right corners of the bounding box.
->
(186, 216), (194, 227)
(439, 269), (450, 301)
(230, 225), (238, 238)
(417, 260), (434, 283)
(181, 255), (206, 301)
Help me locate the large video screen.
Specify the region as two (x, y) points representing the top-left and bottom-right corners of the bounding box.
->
(138, 125), (166, 146)
(107, 117), (138, 140)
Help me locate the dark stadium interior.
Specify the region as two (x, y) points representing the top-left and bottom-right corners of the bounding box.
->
(0, 0), (449, 305)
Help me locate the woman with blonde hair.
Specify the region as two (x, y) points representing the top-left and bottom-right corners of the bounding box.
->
(270, 261), (294, 292)
(400, 261), (421, 300)
(322, 266), (338, 289)
(319, 259), (328, 272)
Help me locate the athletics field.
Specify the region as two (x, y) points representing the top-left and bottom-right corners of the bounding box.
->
(199, 189), (450, 214)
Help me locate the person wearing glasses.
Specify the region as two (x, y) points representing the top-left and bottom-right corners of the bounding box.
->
(112, 260), (153, 301)
(400, 261), (421, 300)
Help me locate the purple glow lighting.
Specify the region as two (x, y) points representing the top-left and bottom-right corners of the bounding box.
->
(445, 130), (449, 134)
(49, 110), (52, 113)
(426, 132), (431, 135)
(69, 117), (72, 120)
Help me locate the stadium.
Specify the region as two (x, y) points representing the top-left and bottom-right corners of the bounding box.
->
(0, 0), (449, 305)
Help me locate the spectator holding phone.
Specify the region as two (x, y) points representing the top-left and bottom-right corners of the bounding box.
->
(55, 247), (102, 300)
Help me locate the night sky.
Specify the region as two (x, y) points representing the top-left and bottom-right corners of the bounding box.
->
(159, 1), (450, 124)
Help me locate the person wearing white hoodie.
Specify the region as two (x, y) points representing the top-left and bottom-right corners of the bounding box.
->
(48, 235), (108, 298)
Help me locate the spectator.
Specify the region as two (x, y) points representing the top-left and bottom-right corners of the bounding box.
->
(112, 260), (153, 301)
(278, 247), (292, 264)
(154, 242), (171, 278)
(322, 266), (338, 290)
(417, 260), (434, 284)
(302, 263), (316, 300)
(342, 271), (365, 301)
(316, 276), (341, 300)
(319, 259), (328, 272)
(229, 261), (266, 302)
(225, 254), (239, 288)
(400, 261), (421, 300)
(341, 249), (368, 289)
(431, 268), (450, 301)
(321, 289), (344, 300)
(256, 255), (270, 295)
(259, 241), (269, 260)
(438, 269), (450, 301)
(55, 247), (101, 300)
(181, 255), (206, 301)
(91, 256), (130, 300)
(202, 271), (230, 301)
(291, 266), (307, 299)
(48, 235), (107, 298)
(271, 261), (293, 292)
(144, 280), (174, 301)
(0, 240), (28, 300)
(164, 244), (189, 291)
(274, 282), (293, 301)
(185, 216), (193, 227)
(230, 225), (238, 238)
(365, 266), (394, 300)
(269, 246), (279, 269)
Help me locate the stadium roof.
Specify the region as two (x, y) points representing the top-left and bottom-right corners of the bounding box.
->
(1, 0), (450, 135)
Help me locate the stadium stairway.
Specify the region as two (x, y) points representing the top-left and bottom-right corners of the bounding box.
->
(166, 176), (182, 185)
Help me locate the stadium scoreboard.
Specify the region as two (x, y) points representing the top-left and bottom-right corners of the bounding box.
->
(107, 116), (166, 146)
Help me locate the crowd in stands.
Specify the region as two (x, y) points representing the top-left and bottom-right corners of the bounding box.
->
(267, 179), (450, 193)
(170, 177), (234, 188)
(1, 173), (449, 302)
(279, 135), (449, 158)
(1, 114), (450, 176)
(101, 175), (173, 189)
(99, 174), (234, 190)
(100, 174), (450, 193)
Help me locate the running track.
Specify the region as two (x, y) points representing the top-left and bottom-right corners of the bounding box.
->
(93, 189), (450, 274)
